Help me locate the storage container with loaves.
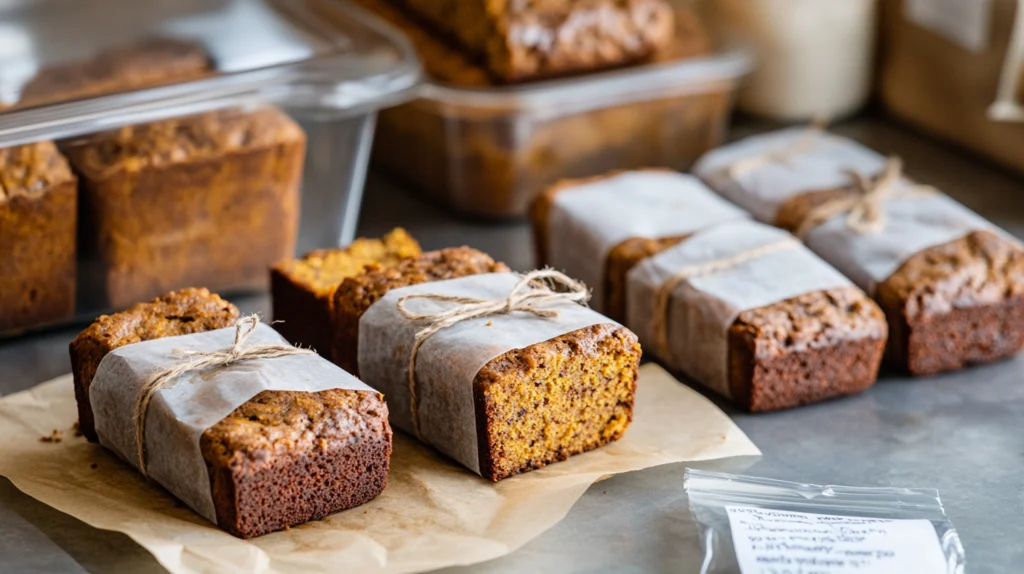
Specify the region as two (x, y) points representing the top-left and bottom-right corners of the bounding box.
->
(694, 127), (1024, 375)
(70, 288), (391, 538)
(271, 228), (422, 354)
(329, 247), (642, 481)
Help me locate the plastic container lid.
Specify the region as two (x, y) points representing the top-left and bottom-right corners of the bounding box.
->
(0, 0), (422, 147)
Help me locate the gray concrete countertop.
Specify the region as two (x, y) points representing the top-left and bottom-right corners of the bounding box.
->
(1, 117), (1022, 573)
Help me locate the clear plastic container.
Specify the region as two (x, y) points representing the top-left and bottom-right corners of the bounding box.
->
(0, 0), (420, 334)
(372, 42), (749, 219)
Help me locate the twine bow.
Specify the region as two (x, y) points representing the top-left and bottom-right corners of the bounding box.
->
(794, 157), (938, 239)
(727, 118), (829, 179)
(651, 238), (801, 361)
(395, 269), (589, 439)
(132, 315), (313, 476)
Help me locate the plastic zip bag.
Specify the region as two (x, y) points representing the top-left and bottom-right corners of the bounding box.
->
(684, 469), (966, 573)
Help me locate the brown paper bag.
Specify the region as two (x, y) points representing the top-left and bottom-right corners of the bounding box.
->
(880, 0), (1024, 173)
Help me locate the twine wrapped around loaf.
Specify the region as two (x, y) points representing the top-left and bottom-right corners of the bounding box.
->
(132, 315), (314, 476)
(651, 238), (801, 361)
(794, 156), (939, 239)
(727, 117), (829, 179)
(394, 269), (590, 439)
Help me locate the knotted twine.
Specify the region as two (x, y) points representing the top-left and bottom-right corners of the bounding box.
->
(132, 315), (313, 476)
(651, 238), (801, 361)
(727, 117), (829, 179)
(794, 156), (938, 239)
(394, 269), (589, 440)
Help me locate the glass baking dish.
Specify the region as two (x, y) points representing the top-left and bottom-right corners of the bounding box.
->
(0, 0), (420, 336)
(371, 30), (750, 218)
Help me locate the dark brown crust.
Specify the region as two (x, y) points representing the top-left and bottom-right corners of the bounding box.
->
(0, 142), (77, 334)
(69, 288), (240, 442)
(473, 323), (640, 481)
(773, 187), (854, 234)
(66, 107), (306, 309)
(391, 0), (677, 83)
(727, 288), (887, 412)
(876, 231), (1024, 375)
(201, 389), (392, 538)
(329, 247), (511, 373)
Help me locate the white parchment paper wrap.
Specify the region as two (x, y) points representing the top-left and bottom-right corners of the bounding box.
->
(546, 171), (749, 310)
(357, 273), (615, 475)
(626, 220), (853, 397)
(90, 323), (374, 523)
(693, 127), (888, 223)
(803, 191), (998, 293)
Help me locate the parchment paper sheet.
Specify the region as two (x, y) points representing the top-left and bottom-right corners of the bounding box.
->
(0, 363), (758, 574)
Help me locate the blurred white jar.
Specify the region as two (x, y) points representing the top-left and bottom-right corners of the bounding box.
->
(701, 0), (878, 121)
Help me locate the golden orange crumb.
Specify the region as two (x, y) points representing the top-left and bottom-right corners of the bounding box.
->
(40, 429), (63, 443)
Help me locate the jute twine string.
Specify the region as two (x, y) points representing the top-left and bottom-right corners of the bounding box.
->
(651, 238), (801, 361)
(794, 156), (938, 239)
(727, 117), (829, 179)
(132, 315), (313, 476)
(395, 269), (589, 439)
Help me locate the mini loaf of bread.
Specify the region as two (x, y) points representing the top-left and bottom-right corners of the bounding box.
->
(626, 220), (887, 412)
(388, 0), (677, 83)
(529, 170), (749, 320)
(0, 141), (77, 334)
(65, 106), (306, 309)
(271, 228), (422, 354)
(71, 288), (391, 538)
(331, 248), (642, 481)
(695, 127), (1024, 375)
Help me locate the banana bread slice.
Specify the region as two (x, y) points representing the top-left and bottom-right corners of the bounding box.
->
(271, 228), (421, 354)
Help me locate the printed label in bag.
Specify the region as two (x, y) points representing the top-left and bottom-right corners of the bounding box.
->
(726, 506), (949, 574)
(905, 0), (993, 52)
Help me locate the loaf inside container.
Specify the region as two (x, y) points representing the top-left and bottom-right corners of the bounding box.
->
(0, 141), (77, 334)
(388, 0), (677, 83)
(331, 247), (641, 480)
(271, 228), (422, 354)
(64, 106), (306, 309)
(70, 287), (391, 538)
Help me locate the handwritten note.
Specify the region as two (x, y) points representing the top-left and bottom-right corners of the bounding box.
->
(725, 506), (948, 574)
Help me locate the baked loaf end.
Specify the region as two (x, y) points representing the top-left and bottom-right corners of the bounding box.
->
(476, 322), (640, 481)
(728, 287), (887, 412)
(394, 0), (677, 82)
(201, 388), (392, 538)
(330, 247), (511, 373)
(0, 141), (77, 333)
(876, 230), (1024, 375)
(69, 288), (240, 441)
(271, 228), (422, 354)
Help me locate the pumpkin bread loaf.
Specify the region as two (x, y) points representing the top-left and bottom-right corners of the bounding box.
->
(330, 247), (641, 481)
(65, 106), (306, 309)
(0, 141), (77, 334)
(70, 288), (392, 538)
(271, 228), (422, 354)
